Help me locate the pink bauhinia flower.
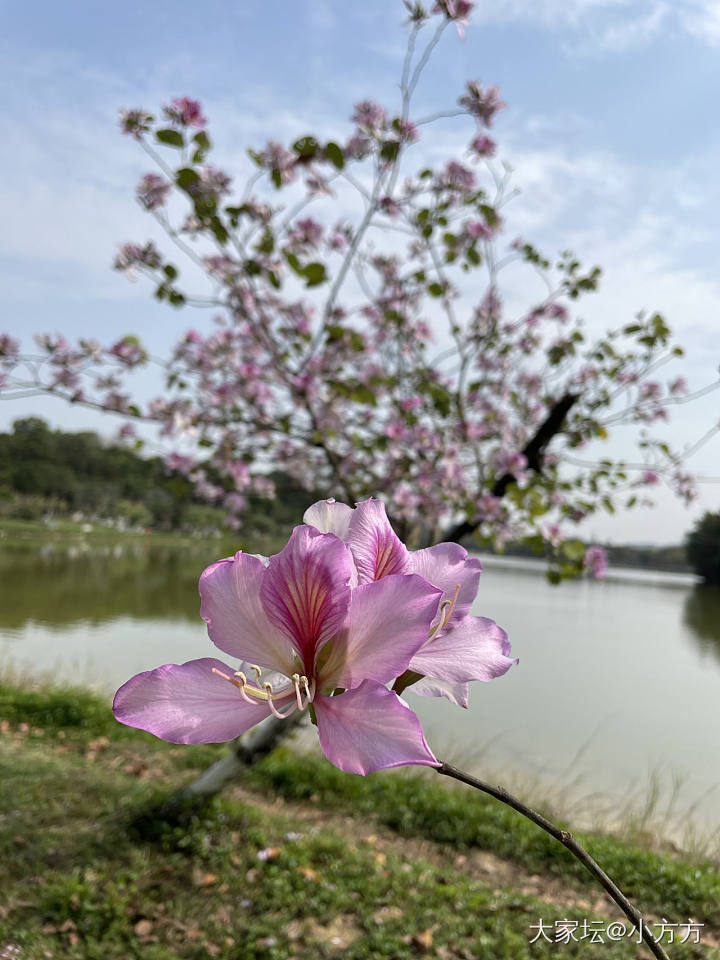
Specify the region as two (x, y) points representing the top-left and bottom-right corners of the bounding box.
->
(113, 524), (444, 774)
(303, 499), (517, 709)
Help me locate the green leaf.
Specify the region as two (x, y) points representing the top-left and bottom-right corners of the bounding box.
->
(193, 130), (211, 151)
(284, 251), (302, 274)
(156, 128), (184, 148)
(175, 167), (200, 191)
(324, 141), (345, 169)
(303, 262), (327, 287)
(380, 140), (400, 163)
(427, 282), (444, 298)
(293, 136), (319, 158)
(163, 264), (178, 280)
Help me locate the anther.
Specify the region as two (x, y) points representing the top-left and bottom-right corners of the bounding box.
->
(250, 664), (263, 682)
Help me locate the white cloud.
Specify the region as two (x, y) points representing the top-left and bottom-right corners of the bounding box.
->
(474, 0), (720, 50)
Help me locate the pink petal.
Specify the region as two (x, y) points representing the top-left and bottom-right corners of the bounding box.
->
(320, 574), (442, 690)
(261, 525), (352, 671)
(347, 499), (410, 583)
(409, 542), (482, 621)
(199, 553), (296, 676)
(410, 615), (518, 683)
(303, 498), (353, 540)
(112, 658), (282, 744)
(408, 677), (470, 708)
(314, 681), (438, 775)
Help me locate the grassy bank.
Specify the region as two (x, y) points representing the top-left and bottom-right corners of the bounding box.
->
(1, 680), (718, 959)
(0, 517), (287, 557)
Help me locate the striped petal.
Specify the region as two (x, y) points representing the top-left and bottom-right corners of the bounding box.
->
(347, 499), (410, 583)
(261, 525), (352, 672)
(410, 615), (518, 683)
(199, 552), (296, 676)
(112, 658), (284, 744)
(320, 574), (442, 690)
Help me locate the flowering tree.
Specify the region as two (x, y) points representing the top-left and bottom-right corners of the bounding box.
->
(1, 0), (717, 581)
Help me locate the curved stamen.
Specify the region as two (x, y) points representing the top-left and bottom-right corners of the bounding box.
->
(441, 583), (462, 629)
(291, 673), (304, 711)
(250, 664), (263, 683)
(265, 682), (288, 719)
(213, 666), (298, 718)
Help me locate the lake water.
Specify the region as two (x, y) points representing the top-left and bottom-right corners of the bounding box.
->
(2, 542), (719, 837)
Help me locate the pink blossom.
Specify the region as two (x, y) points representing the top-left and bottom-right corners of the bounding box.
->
(469, 133), (496, 158)
(546, 303), (568, 322)
(165, 97), (206, 128)
(433, 0), (474, 38)
(352, 100), (387, 134)
(288, 217), (324, 248)
(109, 337), (147, 368)
(583, 545), (608, 579)
(137, 173), (171, 210)
(669, 376), (688, 395)
(439, 160), (476, 194)
(114, 522), (444, 774)
(119, 108), (152, 139)
(304, 499), (516, 708)
(224, 492), (247, 513)
(459, 82), (506, 126)
(641, 470), (660, 485)
(0, 334), (19, 359)
(466, 220), (492, 241)
(258, 141), (296, 185)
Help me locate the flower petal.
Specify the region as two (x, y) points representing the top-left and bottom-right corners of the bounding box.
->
(410, 615), (518, 683)
(407, 677), (470, 708)
(303, 498), (353, 540)
(347, 499), (410, 583)
(409, 542), (482, 622)
(261, 525), (352, 670)
(112, 658), (282, 744)
(314, 681), (438, 775)
(199, 553), (295, 675)
(321, 574), (442, 689)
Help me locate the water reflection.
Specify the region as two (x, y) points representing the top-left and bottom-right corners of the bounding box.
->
(684, 585), (720, 664)
(0, 544), (214, 629)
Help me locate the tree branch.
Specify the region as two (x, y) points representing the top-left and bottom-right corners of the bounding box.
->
(441, 392), (579, 543)
(436, 762), (670, 960)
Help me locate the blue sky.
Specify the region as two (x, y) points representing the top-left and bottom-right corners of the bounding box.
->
(2, 0), (719, 543)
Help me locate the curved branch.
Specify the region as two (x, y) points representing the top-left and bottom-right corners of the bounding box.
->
(436, 762), (670, 960)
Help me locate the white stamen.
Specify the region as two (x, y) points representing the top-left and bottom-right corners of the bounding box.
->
(292, 673), (304, 711)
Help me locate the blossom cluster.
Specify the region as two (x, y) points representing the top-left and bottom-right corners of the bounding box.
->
(114, 499), (517, 774)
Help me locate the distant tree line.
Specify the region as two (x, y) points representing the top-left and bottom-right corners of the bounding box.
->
(686, 512), (720, 585)
(0, 417), (313, 537)
(488, 538), (691, 574)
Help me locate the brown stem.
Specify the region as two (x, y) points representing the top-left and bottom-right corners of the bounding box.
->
(441, 391), (580, 543)
(435, 762), (670, 960)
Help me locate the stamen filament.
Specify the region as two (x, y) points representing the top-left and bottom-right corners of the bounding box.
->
(441, 583), (462, 629)
(292, 673), (304, 711)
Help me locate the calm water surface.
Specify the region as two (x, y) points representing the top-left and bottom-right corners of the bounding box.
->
(2, 543), (719, 830)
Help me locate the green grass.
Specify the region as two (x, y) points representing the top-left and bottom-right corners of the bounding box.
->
(244, 750), (720, 925)
(1, 680), (718, 959)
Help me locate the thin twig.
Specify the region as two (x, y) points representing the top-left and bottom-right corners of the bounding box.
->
(435, 762), (670, 960)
